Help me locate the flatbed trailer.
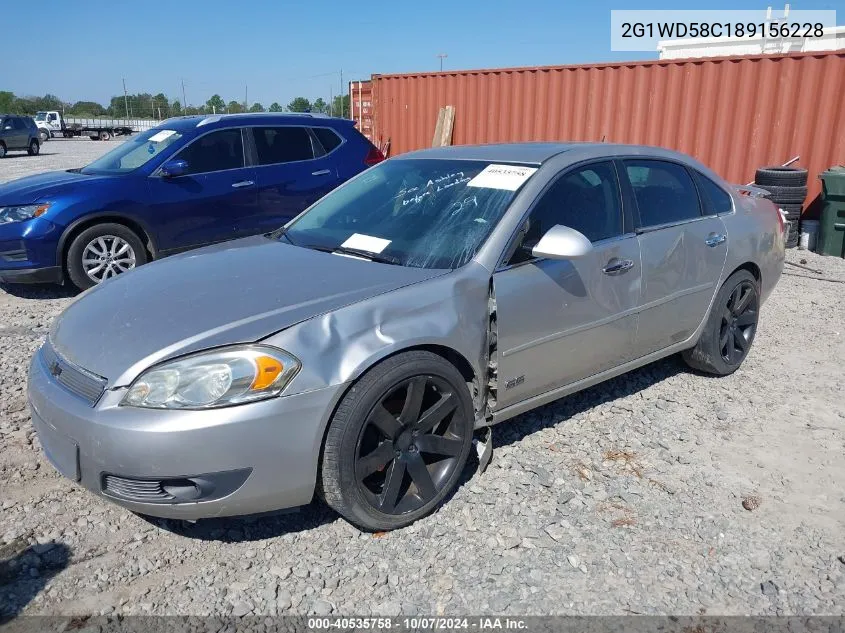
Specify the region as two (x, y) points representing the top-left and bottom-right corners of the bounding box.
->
(35, 111), (137, 141)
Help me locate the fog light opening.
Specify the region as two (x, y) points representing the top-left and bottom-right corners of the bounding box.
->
(161, 479), (204, 501)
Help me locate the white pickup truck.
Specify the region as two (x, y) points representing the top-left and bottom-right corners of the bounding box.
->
(34, 111), (133, 141)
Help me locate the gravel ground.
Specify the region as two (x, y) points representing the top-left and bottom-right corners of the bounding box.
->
(0, 136), (128, 184)
(0, 145), (843, 618)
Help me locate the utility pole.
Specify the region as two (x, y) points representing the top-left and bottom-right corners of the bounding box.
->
(339, 69), (343, 118)
(122, 78), (129, 119)
(181, 79), (187, 110)
(437, 53), (448, 71)
(244, 85), (248, 111)
(329, 86), (333, 117)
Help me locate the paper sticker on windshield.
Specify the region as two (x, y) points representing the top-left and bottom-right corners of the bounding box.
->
(148, 130), (176, 143)
(467, 164), (538, 191)
(341, 233), (391, 254)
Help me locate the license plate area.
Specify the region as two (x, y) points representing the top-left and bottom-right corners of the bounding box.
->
(31, 408), (80, 482)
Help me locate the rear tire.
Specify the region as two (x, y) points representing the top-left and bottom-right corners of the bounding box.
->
(682, 270), (759, 376)
(0, 143), (6, 159)
(66, 223), (148, 290)
(99, 131), (111, 141)
(320, 351), (474, 531)
(27, 140), (40, 156)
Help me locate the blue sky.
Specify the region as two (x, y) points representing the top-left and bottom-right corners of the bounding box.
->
(4, 0), (841, 108)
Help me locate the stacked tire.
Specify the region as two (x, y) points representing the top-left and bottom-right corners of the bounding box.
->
(754, 166), (809, 248)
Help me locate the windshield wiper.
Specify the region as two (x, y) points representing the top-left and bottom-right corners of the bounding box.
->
(307, 244), (402, 265)
(268, 226), (296, 245)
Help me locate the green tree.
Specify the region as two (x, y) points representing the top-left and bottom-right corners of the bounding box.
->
(268, 102), (283, 112)
(249, 102), (265, 112)
(0, 91), (16, 113)
(171, 100), (183, 116)
(312, 98), (327, 114)
(227, 100), (244, 114)
(331, 94), (350, 118)
(286, 97), (311, 112)
(206, 94), (225, 113)
(69, 101), (106, 116)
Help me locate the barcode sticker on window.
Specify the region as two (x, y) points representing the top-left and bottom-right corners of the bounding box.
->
(467, 164), (538, 191)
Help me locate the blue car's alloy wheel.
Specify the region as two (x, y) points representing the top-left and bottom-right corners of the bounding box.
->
(66, 223), (148, 289)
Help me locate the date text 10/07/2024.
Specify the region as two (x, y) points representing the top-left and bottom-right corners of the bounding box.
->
(307, 617), (529, 630)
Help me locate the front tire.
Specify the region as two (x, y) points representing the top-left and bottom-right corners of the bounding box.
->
(682, 270), (760, 376)
(66, 223), (148, 290)
(320, 351), (474, 531)
(39, 129), (49, 142)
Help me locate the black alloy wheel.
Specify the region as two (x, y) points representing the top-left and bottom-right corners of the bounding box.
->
(354, 375), (466, 515)
(320, 350), (474, 531)
(718, 279), (758, 365)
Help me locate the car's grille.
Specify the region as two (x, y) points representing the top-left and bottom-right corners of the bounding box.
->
(102, 475), (174, 502)
(41, 342), (107, 405)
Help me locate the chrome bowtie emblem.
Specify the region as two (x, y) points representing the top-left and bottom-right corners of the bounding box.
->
(49, 362), (62, 378)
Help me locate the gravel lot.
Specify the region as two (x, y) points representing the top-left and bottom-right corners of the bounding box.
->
(1, 142), (844, 619)
(0, 136), (128, 185)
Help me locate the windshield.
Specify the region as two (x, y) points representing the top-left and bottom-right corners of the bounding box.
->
(35, 112), (47, 121)
(80, 128), (185, 175)
(282, 158), (537, 270)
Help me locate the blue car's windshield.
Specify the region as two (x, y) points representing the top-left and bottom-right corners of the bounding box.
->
(81, 128), (184, 175)
(281, 158), (537, 270)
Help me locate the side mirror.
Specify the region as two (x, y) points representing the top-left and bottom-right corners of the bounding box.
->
(160, 159), (188, 178)
(531, 224), (593, 260)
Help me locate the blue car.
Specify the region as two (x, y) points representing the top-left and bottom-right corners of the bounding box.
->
(0, 113), (383, 289)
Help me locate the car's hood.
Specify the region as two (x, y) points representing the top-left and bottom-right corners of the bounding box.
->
(0, 170), (110, 204)
(50, 236), (446, 387)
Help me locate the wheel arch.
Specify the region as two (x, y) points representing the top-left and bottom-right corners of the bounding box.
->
(56, 213), (158, 275)
(727, 261), (761, 287)
(344, 343), (479, 409)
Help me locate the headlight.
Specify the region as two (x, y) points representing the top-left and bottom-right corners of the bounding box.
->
(120, 346), (300, 409)
(0, 204), (51, 224)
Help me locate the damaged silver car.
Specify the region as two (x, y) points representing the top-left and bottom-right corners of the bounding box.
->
(28, 143), (785, 530)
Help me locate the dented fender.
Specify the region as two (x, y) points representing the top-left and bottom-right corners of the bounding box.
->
(265, 261), (493, 401)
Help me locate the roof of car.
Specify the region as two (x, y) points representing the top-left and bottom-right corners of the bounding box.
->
(158, 112), (351, 132)
(400, 142), (698, 166)
(400, 143), (578, 164)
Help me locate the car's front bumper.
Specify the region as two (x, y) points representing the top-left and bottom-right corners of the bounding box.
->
(0, 217), (62, 283)
(27, 348), (347, 520)
(0, 266), (62, 284)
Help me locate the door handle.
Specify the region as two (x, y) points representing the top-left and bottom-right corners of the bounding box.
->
(311, 169), (331, 176)
(602, 258), (634, 275)
(705, 233), (726, 247)
(231, 180), (254, 189)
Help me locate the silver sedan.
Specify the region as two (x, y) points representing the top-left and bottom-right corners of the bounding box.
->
(28, 143), (785, 530)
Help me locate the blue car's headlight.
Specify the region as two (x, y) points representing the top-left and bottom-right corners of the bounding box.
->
(0, 204), (50, 224)
(120, 346), (301, 409)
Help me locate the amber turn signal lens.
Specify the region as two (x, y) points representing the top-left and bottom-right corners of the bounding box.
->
(33, 204), (50, 218)
(251, 355), (283, 390)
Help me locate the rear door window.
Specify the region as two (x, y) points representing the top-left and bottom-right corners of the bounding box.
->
(176, 128), (245, 175)
(695, 172), (733, 214)
(12, 118), (27, 130)
(624, 159), (702, 227)
(253, 126), (315, 165)
(312, 127), (342, 154)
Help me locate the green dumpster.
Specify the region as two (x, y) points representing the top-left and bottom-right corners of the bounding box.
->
(818, 167), (845, 257)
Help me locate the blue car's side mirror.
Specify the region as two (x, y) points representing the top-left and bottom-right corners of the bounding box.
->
(161, 159), (188, 178)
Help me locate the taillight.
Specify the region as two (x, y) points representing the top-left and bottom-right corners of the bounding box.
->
(364, 146), (385, 167)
